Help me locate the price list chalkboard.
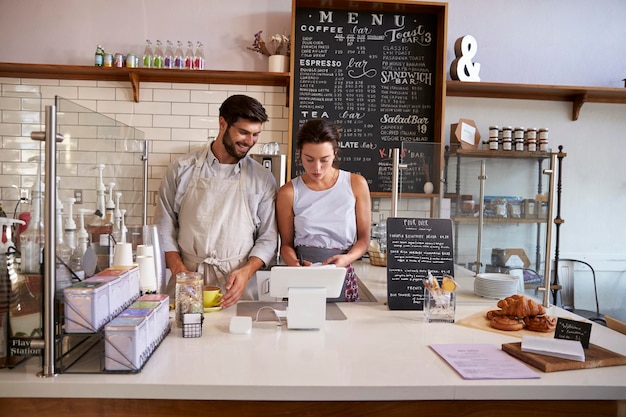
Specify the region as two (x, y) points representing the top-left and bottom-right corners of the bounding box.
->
(291, 2), (446, 194)
(386, 218), (454, 310)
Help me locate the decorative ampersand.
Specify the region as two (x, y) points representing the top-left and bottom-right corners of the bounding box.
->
(450, 35), (481, 82)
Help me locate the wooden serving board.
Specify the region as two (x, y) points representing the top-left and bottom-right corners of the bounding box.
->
(502, 342), (626, 372)
(456, 309), (556, 338)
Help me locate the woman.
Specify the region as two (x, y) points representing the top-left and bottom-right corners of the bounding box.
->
(276, 119), (371, 301)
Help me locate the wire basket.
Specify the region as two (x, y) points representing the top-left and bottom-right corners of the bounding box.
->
(368, 250), (387, 267)
(182, 313), (204, 338)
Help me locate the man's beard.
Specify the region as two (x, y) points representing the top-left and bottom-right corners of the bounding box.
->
(223, 128), (251, 160)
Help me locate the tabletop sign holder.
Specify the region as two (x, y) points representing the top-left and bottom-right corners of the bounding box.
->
(554, 317), (592, 349)
(386, 218), (454, 310)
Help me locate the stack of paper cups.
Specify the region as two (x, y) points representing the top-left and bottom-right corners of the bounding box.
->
(136, 244), (157, 293)
(112, 242), (134, 266)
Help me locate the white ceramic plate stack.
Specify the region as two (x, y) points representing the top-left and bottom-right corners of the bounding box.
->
(474, 273), (520, 299)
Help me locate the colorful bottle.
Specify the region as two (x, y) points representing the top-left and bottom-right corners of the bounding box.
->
(153, 40), (164, 69)
(95, 45), (105, 67)
(194, 41), (205, 70)
(142, 40), (153, 68)
(185, 41), (194, 69)
(164, 40), (174, 69)
(174, 41), (185, 69)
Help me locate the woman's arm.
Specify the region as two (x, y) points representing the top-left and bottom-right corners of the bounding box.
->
(324, 173), (372, 267)
(276, 182), (301, 266)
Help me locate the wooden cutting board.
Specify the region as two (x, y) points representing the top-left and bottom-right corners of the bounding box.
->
(502, 342), (626, 372)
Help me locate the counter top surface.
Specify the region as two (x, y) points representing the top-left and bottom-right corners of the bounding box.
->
(1, 262), (625, 401)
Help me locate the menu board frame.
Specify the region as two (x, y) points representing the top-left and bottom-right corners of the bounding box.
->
(386, 217), (454, 310)
(289, 0), (448, 196)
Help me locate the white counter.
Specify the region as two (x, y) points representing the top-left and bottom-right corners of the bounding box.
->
(1, 262), (625, 415)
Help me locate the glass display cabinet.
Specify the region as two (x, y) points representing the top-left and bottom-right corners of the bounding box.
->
(444, 144), (559, 287)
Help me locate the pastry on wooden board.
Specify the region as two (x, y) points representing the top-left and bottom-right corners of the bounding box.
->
(485, 295), (555, 332)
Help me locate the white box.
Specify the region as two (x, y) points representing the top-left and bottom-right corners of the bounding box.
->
(104, 316), (148, 371)
(84, 274), (123, 316)
(64, 281), (110, 333)
(138, 294), (170, 339)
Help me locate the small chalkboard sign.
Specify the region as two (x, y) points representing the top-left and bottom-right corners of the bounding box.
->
(386, 218), (454, 310)
(555, 318), (592, 349)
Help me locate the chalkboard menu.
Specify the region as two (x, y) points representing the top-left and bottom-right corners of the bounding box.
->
(291, 0), (447, 195)
(386, 218), (454, 310)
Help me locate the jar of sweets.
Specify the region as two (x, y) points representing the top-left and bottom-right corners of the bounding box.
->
(513, 127), (525, 151)
(526, 128), (537, 152)
(539, 128), (549, 151)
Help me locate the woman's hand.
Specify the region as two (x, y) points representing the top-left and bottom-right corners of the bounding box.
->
(323, 254), (349, 268)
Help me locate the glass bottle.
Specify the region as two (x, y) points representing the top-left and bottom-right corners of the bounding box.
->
(64, 198), (85, 281)
(164, 40), (174, 69)
(88, 165), (113, 272)
(20, 182), (44, 274)
(111, 191), (123, 245)
(185, 41), (194, 69)
(95, 45), (104, 67)
(153, 40), (164, 69)
(142, 40), (153, 68)
(194, 41), (205, 70)
(174, 41), (185, 69)
(56, 202), (73, 293)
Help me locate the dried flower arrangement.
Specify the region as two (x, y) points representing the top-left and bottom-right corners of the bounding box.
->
(247, 31), (291, 57)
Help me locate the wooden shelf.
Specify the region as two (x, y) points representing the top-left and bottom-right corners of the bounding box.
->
(447, 80), (626, 121)
(447, 148), (553, 159)
(452, 216), (547, 225)
(0, 62), (290, 103)
(2, 63), (625, 118)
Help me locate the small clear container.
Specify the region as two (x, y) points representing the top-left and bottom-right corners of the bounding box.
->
(424, 288), (455, 323)
(175, 272), (203, 327)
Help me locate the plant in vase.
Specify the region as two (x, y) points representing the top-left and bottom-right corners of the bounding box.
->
(247, 31), (291, 72)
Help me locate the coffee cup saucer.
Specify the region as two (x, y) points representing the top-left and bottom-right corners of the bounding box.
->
(204, 306), (222, 313)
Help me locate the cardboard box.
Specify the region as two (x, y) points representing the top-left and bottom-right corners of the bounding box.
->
(504, 248), (531, 269)
(450, 118), (481, 150)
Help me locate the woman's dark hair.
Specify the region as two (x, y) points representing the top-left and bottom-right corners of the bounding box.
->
(219, 94), (268, 126)
(296, 119), (341, 168)
(296, 119), (341, 152)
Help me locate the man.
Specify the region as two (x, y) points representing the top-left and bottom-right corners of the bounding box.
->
(154, 95), (277, 309)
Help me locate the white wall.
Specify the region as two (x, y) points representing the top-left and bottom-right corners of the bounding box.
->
(1, 0), (625, 315)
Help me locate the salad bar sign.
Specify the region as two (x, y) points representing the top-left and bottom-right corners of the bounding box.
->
(291, 2), (444, 194)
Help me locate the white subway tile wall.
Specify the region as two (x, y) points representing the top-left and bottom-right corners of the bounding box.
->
(0, 78), (292, 224)
(1, 77), (432, 225)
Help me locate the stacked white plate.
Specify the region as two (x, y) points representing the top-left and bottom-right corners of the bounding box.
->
(474, 273), (520, 299)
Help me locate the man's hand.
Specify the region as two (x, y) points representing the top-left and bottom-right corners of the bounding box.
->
(220, 266), (250, 308)
(220, 257), (264, 309)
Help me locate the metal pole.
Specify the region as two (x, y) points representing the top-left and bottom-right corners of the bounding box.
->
(141, 140), (149, 226)
(475, 160), (487, 274)
(391, 149), (399, 218)
(41, 105), (58, 377)
(540, 152), (557, 307)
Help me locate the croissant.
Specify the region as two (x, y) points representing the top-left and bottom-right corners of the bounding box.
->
(496, 295), (545, 318)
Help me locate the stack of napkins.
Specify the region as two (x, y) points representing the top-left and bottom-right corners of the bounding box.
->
(521, 335), (585, 362)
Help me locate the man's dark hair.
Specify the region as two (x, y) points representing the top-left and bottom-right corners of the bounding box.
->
(219, 94), (268, 126)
